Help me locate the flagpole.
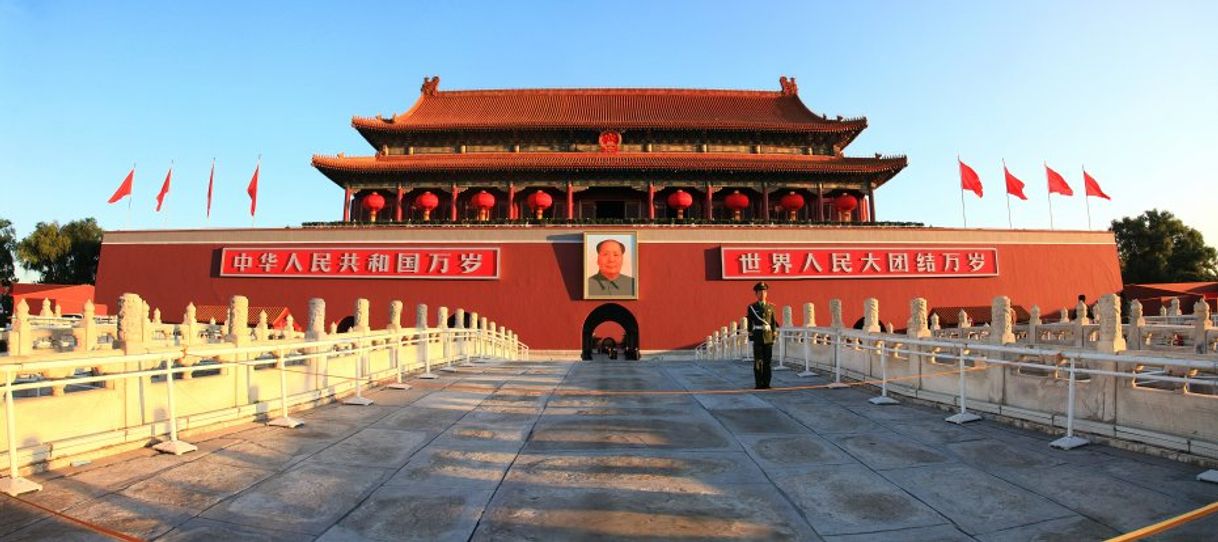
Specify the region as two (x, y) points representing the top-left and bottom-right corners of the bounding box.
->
(127, 162), (135, 230)
(1082, 165), (1092, 229)
(164, 160), (172, 228)
(1002, 159), (1012, 228)
(957, 155), (968, 228)
(251, 155), (260, 228)
(206, 157), (215, 228)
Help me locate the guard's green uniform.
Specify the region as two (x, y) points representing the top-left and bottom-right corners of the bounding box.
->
(746, 299), (779, 389)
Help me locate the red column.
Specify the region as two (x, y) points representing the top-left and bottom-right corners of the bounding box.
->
(566, 182), (574, 220)
(705, 184), (714, 220)
(395, 186), (404, 221)
(816, 184), (825, 221)
(761, 187), (770, 220)
(343, 187), (352, 222)
(450, 183), (460, 221)
(647, 182), (655, 220)
(868, 192), (877, 222)
(508, 183), (517, 219)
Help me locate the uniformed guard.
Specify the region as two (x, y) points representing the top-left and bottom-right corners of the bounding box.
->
(746, 281), (780, 389)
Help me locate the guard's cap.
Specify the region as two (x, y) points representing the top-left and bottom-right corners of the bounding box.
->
(753, 281), (769, 292)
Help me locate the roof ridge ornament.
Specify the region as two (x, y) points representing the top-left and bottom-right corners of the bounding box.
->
(779, 76), (798, 96)
(421, 75), (441, 96)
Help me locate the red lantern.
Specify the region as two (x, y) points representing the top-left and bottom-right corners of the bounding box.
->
(835, 194), (858, 222)
(472, 190), (495, 221)
(415, 191), (439, 221)
(527, 190), (553, 219)
(780, 191), (805, 221)
(362, 192), (386, 222)
(724, 190), (750, 221)
(666, 189), (693, 219)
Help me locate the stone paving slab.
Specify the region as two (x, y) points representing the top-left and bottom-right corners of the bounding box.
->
(159, 517), (315, 542)
(120, 456), (273, 510)
(504, 450), (767, 493)
(829, 431), (953, 471)
(822, 523), (975, 542)
(882, 463), (1074, 535)
(317, 484), (496, 542)
(770, 462), (949, 536)
(771, 402), (884, 434)
(384, 445), (518, 488)
(525, 414), (739, 452)
(8, 492), (194, 541)
(308, 427), (431, 468)
(200, 461), (391, 535)
(710, 407), (808, 434)
(472, 482), (823, 541)
(739, 433), (858, 471)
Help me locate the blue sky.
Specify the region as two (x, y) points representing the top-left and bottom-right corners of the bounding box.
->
(2, 0), (1216, 278)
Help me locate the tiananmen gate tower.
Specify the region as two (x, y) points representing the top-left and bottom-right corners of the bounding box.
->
(96, 76), (1123, 358)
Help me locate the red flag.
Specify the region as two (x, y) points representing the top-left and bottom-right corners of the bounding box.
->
(1046, 164), (1073, 196)
(206, 160), (215, 218)
(155, 166), (173, 212)
(1083, 170), (1110, 200)
(1004, 165), (1028, 200)
(958, 159), (983, 197)
(108, 168), (134, 204)
(247, 161), (259, 216)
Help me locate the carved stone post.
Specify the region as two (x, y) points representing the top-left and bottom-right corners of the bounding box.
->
(306, 298), (326, 341)
(1193, 299), (1213, 355)
(283, 315), (295, 339)
(803, 303), (816, 327)
(353, 298), (371, 334)
(829, 299), (844, 329)
(39, 299), (52, 318)
(957, 309), (972, 329)
(991, 296), (1015, 344)
(1096, 293), (1127, 353)
(862, 298), (881, 333)
(180, 302), (199, 346)
(53, 303), (62, 319)
(908, 298), (930, 338)
(416, 303), (429, 329)
(80, 299), (98, 351)
(1027, 305), (1040, 344)
(1128, 299), (1144, 350)
(141, 300), (153, 344)
(781, 305), (792, 329)
(388, 300), (403, 331)
(115, 293), (144, 354)
(1168, 298), (1181, 317)
(9, 299), (32, 355)
(226, 295), (249, 346)
(1060, 308), (1070, 324)
(1076, 300), (1091, 326)
(1159, 305), (1168, 318)
(255, 310), (270, 341)
(929, 312), (941, 331)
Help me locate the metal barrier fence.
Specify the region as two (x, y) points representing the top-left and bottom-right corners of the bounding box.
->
(0, 324), (528, 496)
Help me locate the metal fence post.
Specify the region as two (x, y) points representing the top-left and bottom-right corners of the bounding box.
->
(387, 335), (412, 390)
(0, 367), (42, 496)
(945, 344), (981, 424)
(419, 330), (438, 380)
(869, 341), (900, 405)
(268, 349), (303, 428)
(827, 330), (848, 388)
(153, 356), (198, 455)
(343, 346), (374, 406)
(798, 329), (815, 377)
(773, 328), (789, 371)
(1050, 355), (1089, 449)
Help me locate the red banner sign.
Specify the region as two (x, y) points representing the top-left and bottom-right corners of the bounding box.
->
(219, 247), (500, 279)
(720, 247), (998, 279)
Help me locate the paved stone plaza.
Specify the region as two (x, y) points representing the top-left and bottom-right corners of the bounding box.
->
(1, 357), (1215, 541)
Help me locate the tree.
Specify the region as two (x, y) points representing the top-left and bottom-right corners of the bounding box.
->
(1111, 210), (1218, 284)
(16, 218), (104, 284)
(0, 218), (16, 323)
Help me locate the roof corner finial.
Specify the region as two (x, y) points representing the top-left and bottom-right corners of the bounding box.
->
(421, 75), (441, 96)
(779, 75), (798, 96)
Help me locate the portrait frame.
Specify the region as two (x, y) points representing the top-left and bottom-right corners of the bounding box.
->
(583, 231), (639, 300)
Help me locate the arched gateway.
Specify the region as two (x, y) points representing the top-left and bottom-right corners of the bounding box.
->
(582, 303), (639, 361)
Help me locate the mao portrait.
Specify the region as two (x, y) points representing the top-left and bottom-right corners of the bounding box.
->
(584, 231), (638, 300)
